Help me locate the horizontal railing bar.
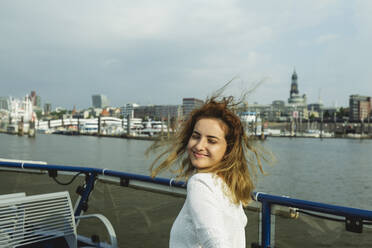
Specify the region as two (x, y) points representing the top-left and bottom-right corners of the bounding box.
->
(254, 192), (372, 221)
(1, 161), (372, 222)
(0, 160), (186, 188)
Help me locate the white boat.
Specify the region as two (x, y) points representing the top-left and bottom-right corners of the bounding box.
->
(302, 129), (321, 138)
(80, 119), (99, 133)
(138, 120), (170, 136)
(266, 128), (281, 136)
(320, 131), (335, 138)
(36, 128), (53, 134)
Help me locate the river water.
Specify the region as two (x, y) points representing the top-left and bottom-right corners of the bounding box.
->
(0, 133), (371, 210)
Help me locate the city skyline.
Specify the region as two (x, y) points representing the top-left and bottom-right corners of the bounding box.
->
(1, 1), (372, 109)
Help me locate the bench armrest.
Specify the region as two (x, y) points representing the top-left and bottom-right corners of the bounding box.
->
(75, 214), (117, 248)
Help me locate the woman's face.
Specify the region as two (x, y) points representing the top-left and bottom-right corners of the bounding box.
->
(187, 118), (227, 169)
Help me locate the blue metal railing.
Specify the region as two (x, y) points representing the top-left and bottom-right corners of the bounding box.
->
(253, 192), (372, 247)
(0, 160), (186, 217)
(1, 160), (372, 248)
(0, 160), (186, 187)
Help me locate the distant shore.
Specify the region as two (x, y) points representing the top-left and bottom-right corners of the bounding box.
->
(2, 121), (372, 140)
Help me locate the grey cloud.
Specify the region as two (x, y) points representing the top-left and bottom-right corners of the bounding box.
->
(0, 0), (372, 109)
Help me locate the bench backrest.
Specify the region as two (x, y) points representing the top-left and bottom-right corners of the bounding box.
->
(0, 193), (26, 201)
(0, 191), (77, 247)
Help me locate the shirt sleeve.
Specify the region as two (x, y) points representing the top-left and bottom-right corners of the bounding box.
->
(187, 174), (231, 248)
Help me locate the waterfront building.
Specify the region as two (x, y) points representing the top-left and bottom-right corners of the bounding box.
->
(245, 103), (272, 120)
(92, 108), (103, 118)
(35, 96), (41, 108)
(242, 70), (312, 122)
(44, 103), (52, 115)
(243, 70), (309, 122)
(244, 100), (293, 122)
(307, 103), (324, 120)
(29, 91), (41, 108)
(109, 108), (122, 118)
(285, 104), (308, 121)
(272, 100), (285, 110)
(54, 107), (66, 113)
(322, 107), (338, 121)
(154, 105), (180, 120)
(288, 70), (307, 106)
(349, 95), (371, 122)
(307, 103), (323, 113)
(121, 103), (139, 119)
(72, 109), (84, 119)
(79, 107), (101, 118)
(134, 105), (155, 120)
(271, 100), (286, 121)
(101, 108), (110, 117)
(7, 96), (34, 123)
(80, 110), (90, 119)
(182, 98), (204, 119)
(92, 94), (109, 108)
(287, 70), (307, 120)
(30, 91), (36, 105)
(0, 97), (9, 110)
(133, 104), (180, 120)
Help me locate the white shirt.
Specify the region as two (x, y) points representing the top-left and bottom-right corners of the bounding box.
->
(169, 173), (247, 248)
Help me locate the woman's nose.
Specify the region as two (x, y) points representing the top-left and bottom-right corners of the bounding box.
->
(195, 138), (206, 150)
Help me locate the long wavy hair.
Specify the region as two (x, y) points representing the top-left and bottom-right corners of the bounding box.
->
(149, 93), (268, 206)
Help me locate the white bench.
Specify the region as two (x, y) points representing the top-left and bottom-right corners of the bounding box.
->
(0, 191), (117, 248)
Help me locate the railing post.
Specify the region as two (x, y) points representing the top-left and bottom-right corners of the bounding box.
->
(261, 201), (271, 248)
(74, 173), (97, 217)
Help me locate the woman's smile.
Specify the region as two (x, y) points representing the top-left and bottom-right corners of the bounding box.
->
(192, 150), (208, 158)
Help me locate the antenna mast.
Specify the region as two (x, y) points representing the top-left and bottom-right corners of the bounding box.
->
(318, 88), (322, 105)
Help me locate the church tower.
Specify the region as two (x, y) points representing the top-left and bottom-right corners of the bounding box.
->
(290, 69), (299, 98)
(288, 69), (306, 106)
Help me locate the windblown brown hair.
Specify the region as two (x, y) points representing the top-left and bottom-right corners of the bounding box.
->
(148, 94), (268, 206)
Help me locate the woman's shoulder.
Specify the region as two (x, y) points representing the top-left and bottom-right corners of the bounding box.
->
(188, 172), (215, 183)
(187, 173), (243, 210)
(187, 173), (221, 191)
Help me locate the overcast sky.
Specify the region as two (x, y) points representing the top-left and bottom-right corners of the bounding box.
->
(1, 0), (371, 109)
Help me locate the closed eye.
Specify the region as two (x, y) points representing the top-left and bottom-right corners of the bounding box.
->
(191, 133), (200, 139)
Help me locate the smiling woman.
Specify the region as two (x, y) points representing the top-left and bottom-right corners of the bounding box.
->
(187, 118), (227, 170)
(148, 91), (268, 247)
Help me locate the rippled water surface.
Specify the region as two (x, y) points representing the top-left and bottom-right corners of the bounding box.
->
(1, 133), (371, 209)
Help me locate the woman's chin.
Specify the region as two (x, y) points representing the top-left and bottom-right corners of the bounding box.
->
(191, 162), (203, 169)
(192, 162), (211, 170)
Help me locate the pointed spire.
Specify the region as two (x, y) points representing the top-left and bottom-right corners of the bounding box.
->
(290, 68), (299, 96)
(292, 67), (298, 80)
